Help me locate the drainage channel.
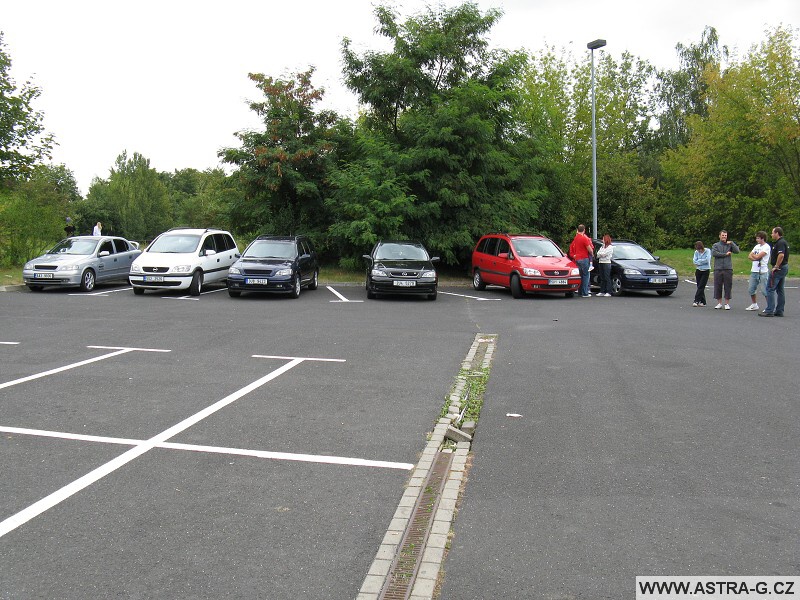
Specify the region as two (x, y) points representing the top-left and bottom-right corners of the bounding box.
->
(358, 333), (497, 600)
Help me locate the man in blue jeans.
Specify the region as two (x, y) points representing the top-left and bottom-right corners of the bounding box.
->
(759, 226), (790, 317)
(568, 224), (594, 297)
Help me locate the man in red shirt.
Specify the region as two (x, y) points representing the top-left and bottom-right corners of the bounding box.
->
(569, 224), (594, 297)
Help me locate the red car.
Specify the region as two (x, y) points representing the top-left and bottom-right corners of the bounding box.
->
(471, 233), (581, 298)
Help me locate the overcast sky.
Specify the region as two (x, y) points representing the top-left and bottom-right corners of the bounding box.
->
(2, 0), (796, 195)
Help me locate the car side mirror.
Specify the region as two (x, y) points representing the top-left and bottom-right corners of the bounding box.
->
(653, 256), (660, 261)
(431, 257), (440, 263)
(498, 252), (509, 260)
(98, 251), (110, 257)
(203, 249), (217, 257)
(362, 254), (373, 262)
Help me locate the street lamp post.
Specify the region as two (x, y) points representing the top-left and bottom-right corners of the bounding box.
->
(587, 38), (606, 240)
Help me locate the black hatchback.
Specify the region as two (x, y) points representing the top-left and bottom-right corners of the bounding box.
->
(363, 240), (439, 300)
(590, 239), (678, 296)
(227, 235), (319, 298)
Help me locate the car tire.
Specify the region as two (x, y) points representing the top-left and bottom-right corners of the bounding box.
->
(611, 274), (624, 296)
(133, 287), (145, 295)
(290, 274), (301, 298)
(309, 269), (319, 290)
(472, 270), (486, 291)
(228, 290), (241, 298)
(510, 274), (524, 299)
(656, 290), (674, 296)
(80, 269), (96, 292)
(366, 279), (376, 299)
(189, 271), (203, 296)
(428, 289), (437, 301)
(27, 285), (43, 292)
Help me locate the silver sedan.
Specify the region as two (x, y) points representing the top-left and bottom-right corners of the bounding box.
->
(23, 236), (142, 292)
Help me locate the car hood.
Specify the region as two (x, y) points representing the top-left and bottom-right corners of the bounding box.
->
(29, 253), (91, 265)
(613, 258), (673, 271)
(518, 256), (575, 269)
(236, 258), (294, 267)
(373, 259), (433, 270)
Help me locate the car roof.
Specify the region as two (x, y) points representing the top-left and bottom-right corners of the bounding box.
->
(377, 240), (425, 246)
(483, 233), (549, 239)
(254, 235), (304, 242)
(161, 227), (229, 235)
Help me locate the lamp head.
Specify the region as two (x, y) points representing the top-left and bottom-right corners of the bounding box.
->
(587, 39), (607, 50)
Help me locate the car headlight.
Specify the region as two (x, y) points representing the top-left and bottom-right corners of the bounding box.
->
(371, 269), (389, 278)
(57, 264), (80, 272)
(570, 268), (580, 276)
(523, 268), (541, 276)
(130, 263), (142, 273)
(421, 270), (436, 278)
(229, 266), (241, 275)
(668, 268), (677, 276)
(172, 265), (192, 273)
(623, 268), (641, 275)
(24, 262), (34, 270)
(275, 268), (292, 277)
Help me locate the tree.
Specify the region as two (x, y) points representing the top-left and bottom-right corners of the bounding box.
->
(0, 32), (54, 186)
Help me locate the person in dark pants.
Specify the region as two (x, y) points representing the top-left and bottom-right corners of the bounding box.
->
(595, 234), (614, 296)
(692, 240), (711, 307)
(760, 226), (790, 317)
(711, 230), (739, 310)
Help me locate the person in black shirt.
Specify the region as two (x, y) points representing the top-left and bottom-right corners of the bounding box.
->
(760, 226), (790, 317)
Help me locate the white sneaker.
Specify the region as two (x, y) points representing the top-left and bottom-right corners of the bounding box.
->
(745, 303), (759, 311)
(714, 303), (723, 309)
(605, 293), (612, 297)
(724, 304), (731, 310)
(692, 302), (698, 307)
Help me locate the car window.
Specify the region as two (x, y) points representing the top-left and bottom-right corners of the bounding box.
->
(375, 243), (429, 261)
(482, 238), (498, 256)
(613, 244), (654, 260)
(148, 234), (201, 253)
(475, 238), (489, 254)
(213, 233), (233, 252)
(512, 238), (563, 257)
(201, 235), (216, 254)
(113, 238), (129, 253)
(47, 239), (98, 255)
(300, 240), (312, 255)
(98, 240), (115, 255)
(243, 240), (297, 259)
(496, 239), (511, 256)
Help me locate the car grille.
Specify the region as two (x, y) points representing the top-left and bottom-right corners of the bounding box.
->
(644, 269), (669, 275)
(544, 269), (569, 277)
(34, 265), (58, 271)
(243, 269), (274, 276)
(141, 266), (170, 274)
(387, 270), (420, 278)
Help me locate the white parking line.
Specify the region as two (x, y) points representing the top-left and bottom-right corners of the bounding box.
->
(163, 287), (228, 301)
(0, 426), (413, 471)
(0, 342), (20, 345)
(0, 354), (359, 538)
(327, 286), (364, 303)
(68, 287), (133, 297)
(0, 346), (171, 391)
(440, 291), (502, 301)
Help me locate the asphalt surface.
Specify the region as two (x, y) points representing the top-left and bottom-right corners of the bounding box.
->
(0, 278), (797, 599)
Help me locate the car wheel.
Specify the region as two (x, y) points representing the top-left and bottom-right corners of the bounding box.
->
(366, 278), (376, 299)
(290, 274), (301, 298)
(656, 290), (674, 296)
(611, 274), (624, 296)
(228, 290), (241, 298)
(27, 285), (43, 292)
(189, 271), (203, 296)
(428, 289), (437, 301)
(510, 274), (524, 299)
(472, 270), (486, 291)
(80, 269), (96, 292)
(133, 287), (145, 295)
(309, 270), (319, 290)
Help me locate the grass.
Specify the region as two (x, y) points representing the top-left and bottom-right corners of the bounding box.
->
(654, 248), (797, 278)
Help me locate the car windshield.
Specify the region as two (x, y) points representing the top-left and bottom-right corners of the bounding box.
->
(613, 244), (654, 260)
(375, 243), (429, 261)
(512, 238), (563, 257)
(47, 239), (98, 255)
(244, 240), (297, 259)
(148, 234), (201, 253)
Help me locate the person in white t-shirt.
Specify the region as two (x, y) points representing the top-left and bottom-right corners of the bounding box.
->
(92, 222), (102, 236)
(746, 231), (770, 311)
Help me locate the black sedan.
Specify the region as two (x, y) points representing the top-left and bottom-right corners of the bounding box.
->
(226, 235), (318, 298)
(363, 240), (439, 300)
(590, 239), (678, 296)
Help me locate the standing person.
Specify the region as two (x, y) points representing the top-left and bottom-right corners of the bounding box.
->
(64, 217), (75, 237)
(711, 230), (739, 310)
(746, 231), (770, 311)
(759, 226), (790, 317)
(92, 222), (102, 236)
(692, 241), (711, 307)
(569, 224), (594, 298)
(595, 234), (614, 296)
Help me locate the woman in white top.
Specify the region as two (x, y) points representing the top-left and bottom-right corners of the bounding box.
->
(595, 234), (614, 296)
(92, 222), (102, 236)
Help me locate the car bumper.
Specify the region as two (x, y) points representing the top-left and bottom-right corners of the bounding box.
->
(227, 275), (294, 293)
(23, 270), (82, 287)
(521, 276), (581, 293)
(621, 276), (679, 291)
(129, 274), (190, 289)
(369, 279), (437, 295)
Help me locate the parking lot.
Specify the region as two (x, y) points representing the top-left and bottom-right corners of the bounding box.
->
(1, 279), (798, 599)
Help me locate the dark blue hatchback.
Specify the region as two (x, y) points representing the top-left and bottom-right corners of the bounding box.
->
(226, 235), (319, 298)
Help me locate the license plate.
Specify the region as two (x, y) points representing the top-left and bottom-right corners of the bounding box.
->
(394, 280), (416, 287)
(144, 275), (164, 282)
(34, 273), (54, 279)
(246, 278), (269, 285)
(650, 278), (667, 284)
(549, 279), (568, 285)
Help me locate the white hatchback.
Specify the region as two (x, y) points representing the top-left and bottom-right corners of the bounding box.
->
(129, 228), (239, 296)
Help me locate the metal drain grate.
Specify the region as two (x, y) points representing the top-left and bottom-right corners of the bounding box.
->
(379, 451), (453, 600)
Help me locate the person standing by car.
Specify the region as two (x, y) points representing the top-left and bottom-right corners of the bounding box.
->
(692, 240), (711, 307)
(759, 226), (790, 317)
(569, 224), (594, 297)
(746, 231), (770, 311)
(711, 230), (739, 310)
(595, 234), (614, 296)
(64, 217), (75, 237)
(92, 222), (102, 236)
